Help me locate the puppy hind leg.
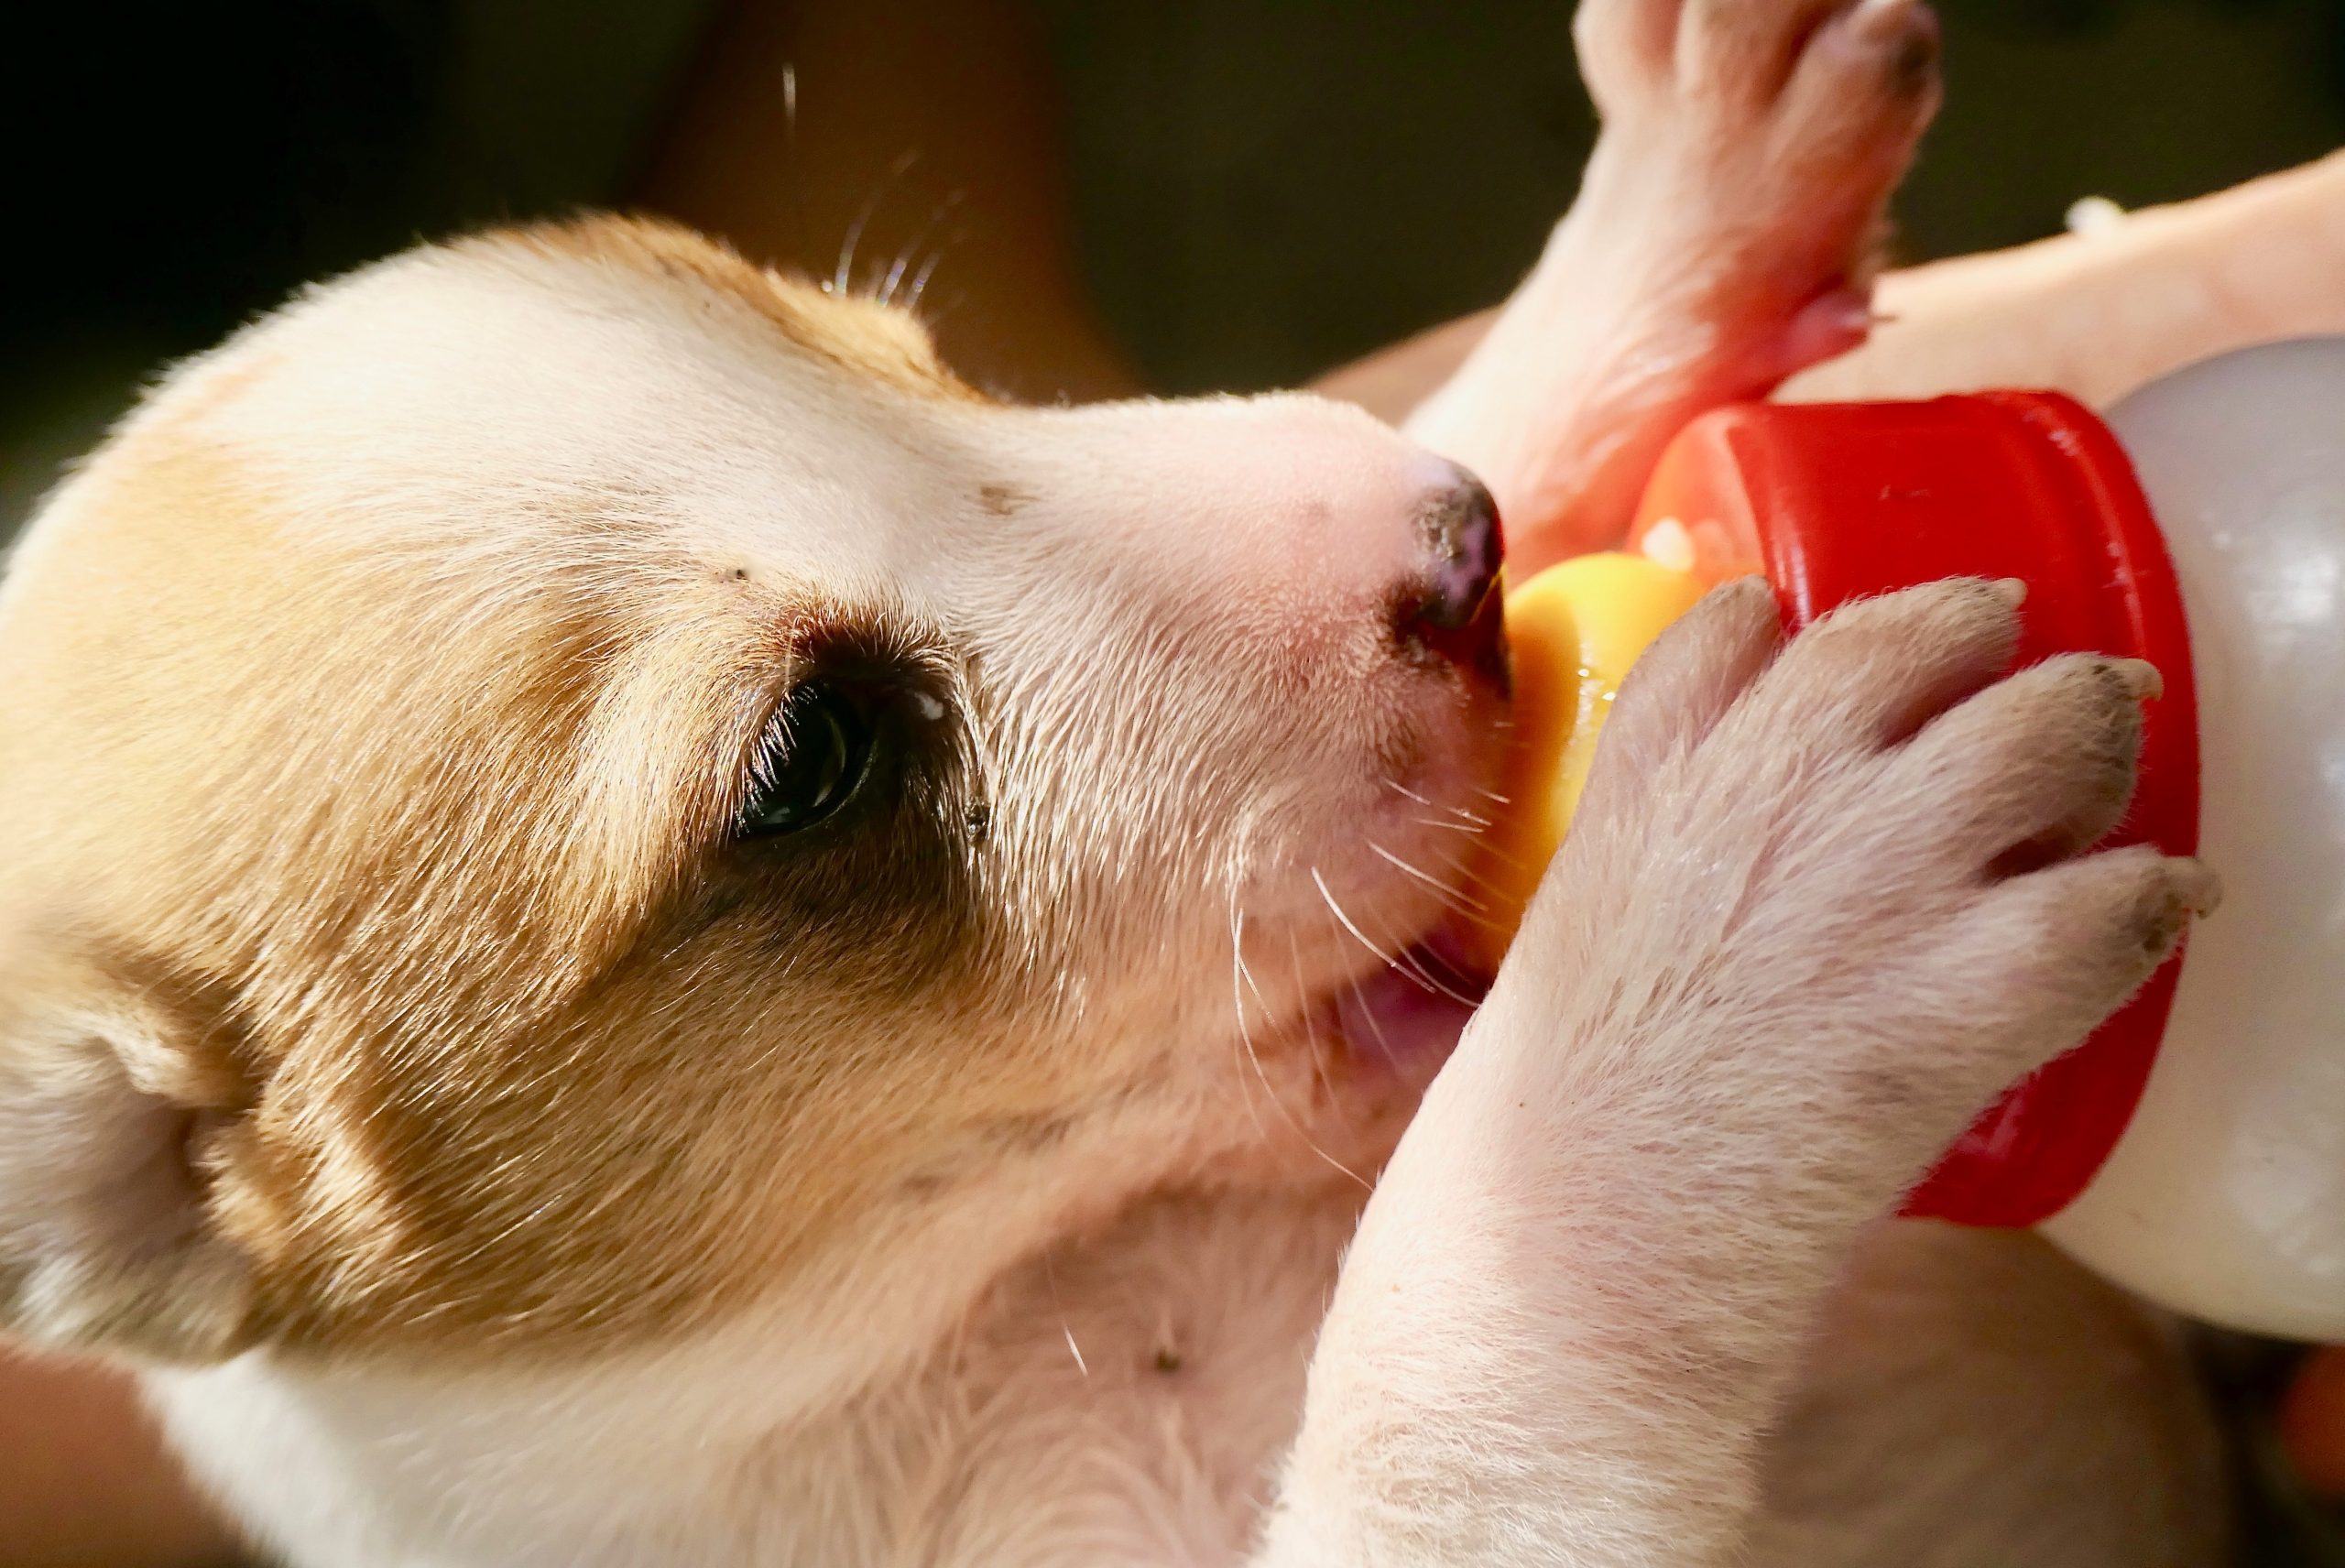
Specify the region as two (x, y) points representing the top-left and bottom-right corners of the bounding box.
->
(1407, 0), (1942, 571)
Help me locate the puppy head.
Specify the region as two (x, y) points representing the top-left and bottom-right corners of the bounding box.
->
(0, 219), (1505, 1368)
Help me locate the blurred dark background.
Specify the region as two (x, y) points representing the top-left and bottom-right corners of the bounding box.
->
(3, 6), (2344, 1563)
(5, 0), (2345, 535)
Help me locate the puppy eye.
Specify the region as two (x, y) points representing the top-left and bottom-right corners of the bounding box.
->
(739, 684), (873, 836)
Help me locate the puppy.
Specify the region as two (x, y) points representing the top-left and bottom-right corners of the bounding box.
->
(0, 1), (2227, 1563)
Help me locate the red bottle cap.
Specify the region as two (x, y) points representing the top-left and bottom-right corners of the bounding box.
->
(1629, 395), (2201, 1227)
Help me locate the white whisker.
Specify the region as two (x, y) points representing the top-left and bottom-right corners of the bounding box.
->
(1415, 844), (1534, 938)
(1323, 910), (1399, 1068)
(880, 191), (965, 307)
(1231, 894), (1366, 1186)
(1227, 897), (1273, 1147)
(1368, 840), (1489, 915)
(904, 244), (951, 311)
(1311, 866), (1395, 970)
(833, 148), (921, 295)
(1440, 844), (1524, 898)
(1314, 866), (1482, 1007)
(1283, 926), (1345, 1112)
(779, 65), (815, 264)
(1042, 1252), (1088, 1377)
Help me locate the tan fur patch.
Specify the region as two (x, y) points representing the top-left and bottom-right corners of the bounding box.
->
(487, 214), (983, 404)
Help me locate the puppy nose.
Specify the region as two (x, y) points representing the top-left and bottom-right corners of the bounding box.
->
(1415, 468), (1505, 630)
(1397, 466), (1508, 689)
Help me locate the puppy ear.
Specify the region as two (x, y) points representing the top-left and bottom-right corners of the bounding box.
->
(0, 942), (257, 1361)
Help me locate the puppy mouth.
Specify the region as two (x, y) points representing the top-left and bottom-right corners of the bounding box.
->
(1296, 474), (1513, 1080)
(1319, 914), (1495, 1078)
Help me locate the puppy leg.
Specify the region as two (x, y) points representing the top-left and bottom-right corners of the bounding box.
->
(1749, 1221), (2229, 1568)
(1254, 580), (2215, 1566)
(1407, 0), (1942, 569)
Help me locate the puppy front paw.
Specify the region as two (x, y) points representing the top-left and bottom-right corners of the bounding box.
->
(1404, 1), (1944, 567)
(1272, 579), (2214, 1568)
(1508, 576), (2213, 1194)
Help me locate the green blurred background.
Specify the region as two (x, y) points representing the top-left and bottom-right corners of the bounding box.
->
(5, 0), (2343, 526)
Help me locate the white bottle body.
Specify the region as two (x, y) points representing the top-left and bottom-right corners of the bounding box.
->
(2043, 338), (2345, 1339)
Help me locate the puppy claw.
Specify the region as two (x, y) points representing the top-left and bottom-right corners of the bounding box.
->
(1762, 288), (1880, 385)
(2170, 856), (2224, 918)
(2105, 656), (2165, 702)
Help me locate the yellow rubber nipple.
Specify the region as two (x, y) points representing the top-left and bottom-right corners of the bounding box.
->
(1465, 552), (1705, 973)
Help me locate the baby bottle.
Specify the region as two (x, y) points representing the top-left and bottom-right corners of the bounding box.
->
(1473, 338), (2345, 1339)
